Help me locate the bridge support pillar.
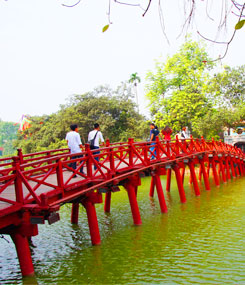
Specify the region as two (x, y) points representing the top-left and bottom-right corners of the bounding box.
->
(235, 159), (240, 177)
(71, 202), (79, 224)
(181, 167), (185, 185)
(104, 192), (111, 213)
(155, 174), (168, 213)
(188, 161), (200, 196)
(225, 157), (231, 180)
(211, 158), (220, 186)
(173, 165), (186, 203)
(230, 158), (236, 178)
(124, 181), (142, 225)
(198, 165), (202, 181)
(83, 201), (101, 245)
(149, 176), (155, 197)
(82, 192), (102, 245)
(207, 162), (210, 178)
(166, 169), (171, 192)
(11, 233), (35, 277)
(240, 160), (244, 176)
(134, 186), (138, 197)
(218, 157), (227, 183)
(200, 159), (210, 191)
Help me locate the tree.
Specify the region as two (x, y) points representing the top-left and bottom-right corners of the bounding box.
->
(0, 120), (19, 156)
(206, 65), (245, 109)
(145, 39), (214, 134)
(129, 72), (141, 112)
(194, 65), (245, 139)
(14, 83), (149, 154)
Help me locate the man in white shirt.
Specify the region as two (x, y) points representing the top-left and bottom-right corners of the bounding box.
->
(88, 123), (104, 170)
(65, 124), (83, 176)
(181, 127), (189, 139)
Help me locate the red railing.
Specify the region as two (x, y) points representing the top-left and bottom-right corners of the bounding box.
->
(0, 137), (244, 218)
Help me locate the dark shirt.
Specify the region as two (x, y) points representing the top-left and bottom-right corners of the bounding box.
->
(150, 128), (159, 141)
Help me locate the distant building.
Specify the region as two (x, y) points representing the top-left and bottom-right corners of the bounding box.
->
(224, 127), (245, 153)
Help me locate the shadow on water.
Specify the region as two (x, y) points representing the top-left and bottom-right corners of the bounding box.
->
(0, 175), (244, 284)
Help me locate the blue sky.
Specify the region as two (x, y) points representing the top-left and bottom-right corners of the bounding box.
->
(0, 0), (244, 122)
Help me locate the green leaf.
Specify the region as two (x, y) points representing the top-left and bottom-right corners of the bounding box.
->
(102, 24), (109, 33)
(235, 20), (245, 30)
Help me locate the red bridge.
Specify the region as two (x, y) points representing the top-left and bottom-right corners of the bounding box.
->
(0, 137), (244, 277)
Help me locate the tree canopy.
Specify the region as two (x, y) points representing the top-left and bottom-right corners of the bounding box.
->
(145, 39), (244, 139)
(146, 39), (214, 133)
(14, 83), (149, 154)
(0, 120), (19, 156)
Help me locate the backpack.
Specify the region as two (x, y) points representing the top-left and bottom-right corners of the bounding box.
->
(88, 131), (98, 149)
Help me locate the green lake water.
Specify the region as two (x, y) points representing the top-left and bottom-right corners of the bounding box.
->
(0, 175), (244, 284)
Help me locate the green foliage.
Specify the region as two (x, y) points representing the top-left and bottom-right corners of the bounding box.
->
(146, 39), (214, 134)
(0, 120), (18, 156)
(14, 83), (149, 154)
(195, 65), (245, 139)
(145, 38), (244, 139)
(129, 73), (141, 85)
(206, 65), (245, 108)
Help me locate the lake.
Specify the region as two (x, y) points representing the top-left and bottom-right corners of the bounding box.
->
(0, 174), (244, 284)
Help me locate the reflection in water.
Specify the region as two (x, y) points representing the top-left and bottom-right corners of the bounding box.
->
(0, 176), (244, 284)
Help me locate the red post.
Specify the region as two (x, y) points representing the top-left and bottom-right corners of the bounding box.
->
(82, 201), (101, 245)
(211, 158), (220, 186)
(104, 191), (111, 213)
(149, 176), (155, 197)
(12, 156), (24, 204)
(124, 181), (142, 225)
(207, 161), (210, 177)
(200, 159), (210, 190)
(181, 166), (185, 184)
(128, 138), (134, 167)
(235, 158), (240, 177)
(173, 165), (186, 203)
(225, 156), (231, 180)
(155, 174), (168, 213)
(166, 168), (171, 192)
(134, 186), (138, 197)
(230, 157), (236, 178)
(11, 233), (35, 277)
(239, 159), (244, 176)
(71, 202), (79, 224)
(218, 157), (227, 183)
(198, 165), (202, 181)
(57, 158), (64, 191)
(85, 144), (93, 177)
(17, 148), (24, 164)
(188, 161), (200, 196)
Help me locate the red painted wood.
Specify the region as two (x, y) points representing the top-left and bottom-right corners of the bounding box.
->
(125, 181), (142, 225)
(0, 138), (244, 278)
(155, 174), (168, 213)
(149, 176), (155, 197)
(104, 192), (111, 213)
(11, 233), (35, 277)
(71, 202), (79, 224)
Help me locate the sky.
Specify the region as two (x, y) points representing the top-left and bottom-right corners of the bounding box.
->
(0, 0), (244, 123)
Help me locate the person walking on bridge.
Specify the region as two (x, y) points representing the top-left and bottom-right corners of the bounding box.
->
(88, 123), (104, 170)
(65, 124), (83, 176)
(161, 125), (172, 141)
(150, 123), (159, 159)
